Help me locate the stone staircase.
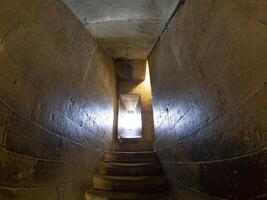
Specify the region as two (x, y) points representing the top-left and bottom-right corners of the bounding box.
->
(85, 140), (170, 200)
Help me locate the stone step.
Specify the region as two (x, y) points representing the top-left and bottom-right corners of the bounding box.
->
(100, 162), (162, 176)
(103, 151), (158, 163)
(93, 175), (167, 192)
(113, 141), (153, 152)
(117, 138), (142, 143)
(85, 189), (171, 200)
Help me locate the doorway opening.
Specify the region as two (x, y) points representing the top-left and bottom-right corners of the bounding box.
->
(117, 94), (142, 139)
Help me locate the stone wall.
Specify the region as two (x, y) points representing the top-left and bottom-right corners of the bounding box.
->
(0, 0), (116, 199)
(148, 0), (267, 199)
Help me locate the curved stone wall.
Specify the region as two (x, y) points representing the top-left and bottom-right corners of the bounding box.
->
(0, 0), (116, 199)
(149, 0), (267, 199)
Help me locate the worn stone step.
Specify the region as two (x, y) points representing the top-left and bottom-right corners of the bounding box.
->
(113, 141), (153, 152)
(117, 138), (142, 143)
(100, 162), (162, 176)
(93, 175), (167, 192)
(103, 151), (158, 163)
(85, 189), (171, 200)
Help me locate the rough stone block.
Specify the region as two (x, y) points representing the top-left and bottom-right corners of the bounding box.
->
(0, 149), (36, 187)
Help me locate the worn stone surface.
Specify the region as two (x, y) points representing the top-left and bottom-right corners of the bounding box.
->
(0, 103), (9, 146)
(168, 178), (222, 200)
(86, 142), (170, 199)
(0, 187), (58, 200)
(0, 0), (116, 199)
(149, 0), (267, 199)
(0, 149), (36, 187)
(0, 180), (85, 200)
(62, 0), (181, 59)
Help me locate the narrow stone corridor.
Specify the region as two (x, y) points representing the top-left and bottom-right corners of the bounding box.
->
(0, 0), (267, 200)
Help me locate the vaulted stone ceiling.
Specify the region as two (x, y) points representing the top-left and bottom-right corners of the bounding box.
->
(63, 0), (180, 60)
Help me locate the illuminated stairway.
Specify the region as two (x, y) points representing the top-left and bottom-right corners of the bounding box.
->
(85, 141), (170, 200)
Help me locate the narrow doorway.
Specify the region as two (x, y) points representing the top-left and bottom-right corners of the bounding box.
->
(117, 94), (142, 139)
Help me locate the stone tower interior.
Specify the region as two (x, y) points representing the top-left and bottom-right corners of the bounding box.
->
(0, 0), (267, 199)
